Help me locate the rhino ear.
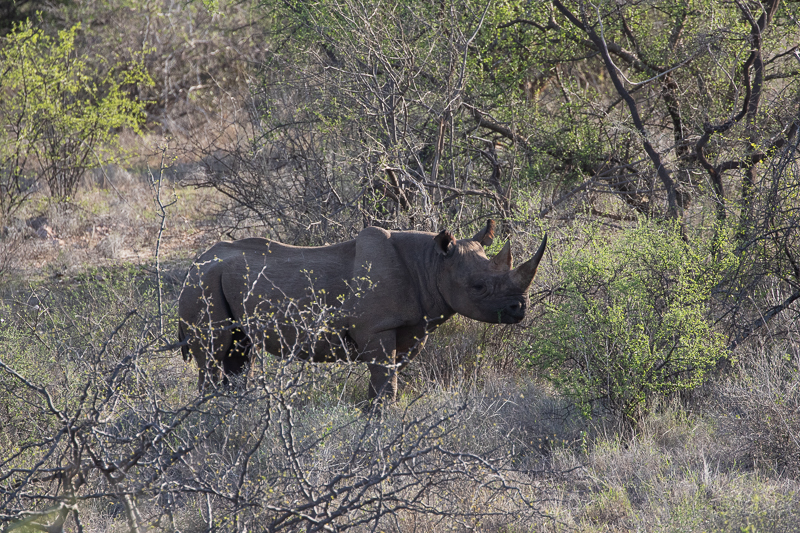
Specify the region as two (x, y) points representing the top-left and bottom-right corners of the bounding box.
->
(472, 219), (496, 247)
(434, 230), (456, 257)
(489, 241), (513, 271)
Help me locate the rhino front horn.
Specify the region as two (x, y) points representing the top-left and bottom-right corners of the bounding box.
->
(510, 234), (548, 291)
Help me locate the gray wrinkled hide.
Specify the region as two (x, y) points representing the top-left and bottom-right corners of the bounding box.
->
(178, 220), (546, 402)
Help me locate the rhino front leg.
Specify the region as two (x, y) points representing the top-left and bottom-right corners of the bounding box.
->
(368, 362), (397, 402)
(361, 330), (398, 402)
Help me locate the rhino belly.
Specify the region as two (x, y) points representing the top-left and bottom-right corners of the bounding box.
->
(248, 322), (356, 363)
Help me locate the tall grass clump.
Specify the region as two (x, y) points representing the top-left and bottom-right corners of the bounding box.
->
(716, 336), (800, 477)
(525, 222), (734, 426)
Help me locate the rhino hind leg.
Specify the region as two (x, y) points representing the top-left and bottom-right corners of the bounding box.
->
(181, 317), (246, 392)
(184, 269), (256, 390)
(219, 327), (252, 386)
(195, 323), (255, 390)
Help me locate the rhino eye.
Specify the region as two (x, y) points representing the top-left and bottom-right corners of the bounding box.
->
(472, 282), (486, 292)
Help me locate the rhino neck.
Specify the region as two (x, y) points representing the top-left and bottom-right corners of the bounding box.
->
(423, 310), (456, 334)
(389, 231), (456, 328)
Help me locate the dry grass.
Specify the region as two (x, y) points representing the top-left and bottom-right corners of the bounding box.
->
(536, 406), (800, 532)
(713, 337), (800, 478)
(0, 163), (221, 282)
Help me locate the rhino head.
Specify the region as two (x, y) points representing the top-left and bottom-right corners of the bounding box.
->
(434, 220), (547, 324)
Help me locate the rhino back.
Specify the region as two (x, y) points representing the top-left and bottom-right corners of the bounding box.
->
(197, 238), (354, 315)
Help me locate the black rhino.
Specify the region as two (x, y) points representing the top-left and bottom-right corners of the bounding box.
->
(178, 220), (547, 401)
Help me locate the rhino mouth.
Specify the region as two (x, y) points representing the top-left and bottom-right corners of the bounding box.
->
(497, 298), (526, 323)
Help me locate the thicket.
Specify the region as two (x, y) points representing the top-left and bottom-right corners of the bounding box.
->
(0, 268), (559, 532)
(527, 222), (734, 424)
(0, 21), (150, 218)
(1, 0), (799, 530)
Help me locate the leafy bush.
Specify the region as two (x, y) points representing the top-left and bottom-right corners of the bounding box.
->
(0, 20), (150, 213)
(526, 222), (733, 425)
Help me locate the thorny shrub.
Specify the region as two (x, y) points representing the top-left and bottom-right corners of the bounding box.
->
(0, 269), (562, 532)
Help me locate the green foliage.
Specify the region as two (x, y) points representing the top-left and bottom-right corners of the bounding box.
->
(0, 20), (151, 213)
(527, 222), (734, 425)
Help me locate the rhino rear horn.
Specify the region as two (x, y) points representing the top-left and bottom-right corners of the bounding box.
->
(472, 219), (496, 247)
(489, 241), (512, 271)
(509, 234), (547, 290)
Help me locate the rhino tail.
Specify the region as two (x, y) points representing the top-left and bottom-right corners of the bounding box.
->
(178, 320), (191, 362)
